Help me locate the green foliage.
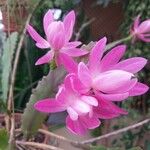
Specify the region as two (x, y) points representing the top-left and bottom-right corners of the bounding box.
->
(0, 129), (9, 150)
(128, 147), (143, 150)
(92, 145), (142, 150)
(1, 32), (18, 103)
(92, 145), (120, 150)
(21, 67), (66, 138)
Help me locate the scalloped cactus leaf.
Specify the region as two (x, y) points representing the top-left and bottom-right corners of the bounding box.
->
(21, 66), (66, 138)
(1, 32), (18, 102)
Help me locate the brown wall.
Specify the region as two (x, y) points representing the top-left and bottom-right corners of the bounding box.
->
(82, 0), (124, 42)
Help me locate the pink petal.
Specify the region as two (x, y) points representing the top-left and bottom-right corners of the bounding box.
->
(27, 24), (50, 49)
(73, 100), (91, 114)
(61, 48), (88, 57)
(89, 37), (107, 73)
(67, 107), (78, 120)
(81, 115), (101, 129)
(71, 74), (90, 94)
(58, 53), (78, 73)
(50, 31), (66, 50)
(137, 34), (150, 42)
(35, 50), (54, 65)
(129, 82), (149, 96)
(47, 21), (65, 49)
(63, 10), (75, 42)
(110, 78), (137, 93)
(81, 95), (98, 106)
(64, 74), (76, 93)
(96, 92), (129, 101)
(56, 86), (71, 105)
(100, 45), (126, 72)
(94, 98), (128, 119)
(93, 70), (133, 93)
(43, 10), (54, 34)
(64, 41), (82, 49)
(113, 57), (147, 73)
(66, 116), (86, 135)
(34, 98), (66, 113)
(78, 62), (92, 88)
(138, 19), (150, 33)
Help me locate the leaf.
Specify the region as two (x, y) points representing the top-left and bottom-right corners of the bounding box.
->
(92, 145), (107, 150)
(92, 145), (121, 150)
(21, 66), (66, 138)
(1, 32), (18, 102)
(128, 147), (143, 150)
(0, 129), (9, 150)
(145, 140), (150, 150)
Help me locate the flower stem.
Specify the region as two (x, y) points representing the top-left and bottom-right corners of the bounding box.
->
(50, 60), (57, 70)
(105, 35), (133, 51)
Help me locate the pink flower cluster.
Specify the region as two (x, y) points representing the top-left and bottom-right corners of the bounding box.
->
(35, 37), (148, 135)
(27, 10), (149, 135)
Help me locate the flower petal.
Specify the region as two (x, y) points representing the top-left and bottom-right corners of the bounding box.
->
(113, 57), (147, 73)
(100, 45), (126, 72)
(27, 24), (50, 48)
(81, 95), (98, 106)
(35, 50), (54, 65)
(71, 74), (90, 94)
(93, 70), (133, 93)
(81, 115), (101, 129)
(61, 48), (88, 57)
(89, 37), (107, 73)
(67, 107), (78, 120)
(96, 92), (129, 101)
(78, 62), (92, 88)
(129, 82), (149, 96)
(63, 10), (75, 42)
(64, 74), (76, 93)
(73, 100), (91, 114)
(47, 21), (65, 49)
(56, 86), (71, 105)
(137, 34), (150, 42)
(34, 98), (66, 113)
(138, 19), (150, 33)
(64, 41), (82, 49)
(43, 9), (54, 34)
(50, 32), (66, 50)
(111, 78), (137, 93)
(66, 116), (86, 135)
(58, 53), (78, 73)
(94, 98), (128, 119)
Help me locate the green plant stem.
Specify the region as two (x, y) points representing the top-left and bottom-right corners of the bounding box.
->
(50, 59), (57, 70)
(105, 35), (133, 51)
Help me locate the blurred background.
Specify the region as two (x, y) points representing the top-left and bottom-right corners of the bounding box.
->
(0, 0), (150, 149)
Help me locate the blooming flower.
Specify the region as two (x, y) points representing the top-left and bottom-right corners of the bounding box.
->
(34, 74), (101, 135)
(131, 15), (150, 42)
(61, 37), (149, 102)
(27, 10), (88, 65)
(34, 73), (128, 135)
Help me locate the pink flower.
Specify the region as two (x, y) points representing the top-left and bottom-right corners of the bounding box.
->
(61, 37), (149, 101)
(131, 15), (150, 42)
(34, 74), (101, 135)
(34, 73), (129, 135)
(27, 10), (88, 65)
